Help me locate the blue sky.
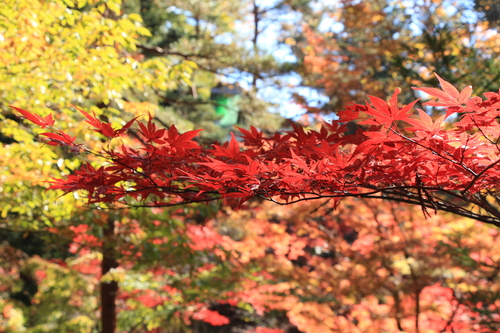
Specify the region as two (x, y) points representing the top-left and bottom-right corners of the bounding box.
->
(219, 0), (337, 119)
(201, 0), (481, 120)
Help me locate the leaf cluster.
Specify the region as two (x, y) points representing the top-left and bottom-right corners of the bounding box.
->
(16, 75), (500, 227)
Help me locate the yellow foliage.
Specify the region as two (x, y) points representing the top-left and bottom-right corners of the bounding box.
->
(0, 0), (196, 228)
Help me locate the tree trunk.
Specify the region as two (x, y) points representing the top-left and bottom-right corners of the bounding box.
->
(101, 215), (118, 333)
(252, 0), (260, 89)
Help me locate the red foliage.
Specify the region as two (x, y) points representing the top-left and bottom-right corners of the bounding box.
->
(209, 198), (500, 333)
(13, 75), (500, 331)
(186, 225), (231, 251)
(68, 224), (102, 254)
(252, 328), (285, 333)
(11, 106), (55, 128)
(192, 308), (230, 326)
(12, 74), (500, 227)
(135, 290), (165, 308)
(71, 257), (101, 275)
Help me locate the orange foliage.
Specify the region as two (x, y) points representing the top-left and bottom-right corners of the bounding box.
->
(210, 198), (500, 333)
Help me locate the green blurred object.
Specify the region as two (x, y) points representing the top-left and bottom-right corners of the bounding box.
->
(211, 84), (242, 127)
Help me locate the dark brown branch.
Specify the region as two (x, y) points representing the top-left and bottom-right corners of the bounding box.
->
(390, 127), (478, 177)
(137, 45), (267, 80)
(462, 158), (500, 194)
(137, 45), (214, 60)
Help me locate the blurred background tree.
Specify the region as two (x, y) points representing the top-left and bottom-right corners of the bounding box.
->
(2, 0), (500, 332)
(0, 0), (199, 330)
(292, 0), (500, 113)
(0, 0), (298, 331)
(122, 0), (306, 141)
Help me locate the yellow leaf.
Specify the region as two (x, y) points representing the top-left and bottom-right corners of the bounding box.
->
(97, 4), (106, 14)
(107, 1), (121, 15)
(62, 0), (75, 7)
(137, 26), (152, 37)
(1, 204), (12, 218)
(127, 13), (142, 22)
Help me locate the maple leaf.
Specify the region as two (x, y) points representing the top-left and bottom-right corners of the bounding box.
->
(360, 89), (418, 127)
(337, 103), (362, 122)
(11, 106), (55, 128)
(74, 106), (118, 138)
(235, 125), (263, 145)
(39, 131), (76, 147)
(353, 131), (401, 155)
(405, 109), (445, 134)
(114, 116), (139, 136)
(138, 116), (166, 143)
(412, 73), (473, 117)
(166, 125), (203, 150)
(286, 149), (309, 171)
(211, 133), (241, 159)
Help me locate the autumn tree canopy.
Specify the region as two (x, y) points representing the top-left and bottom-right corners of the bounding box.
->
(293, 0), (500, 112)
(5, 1), (500, 332)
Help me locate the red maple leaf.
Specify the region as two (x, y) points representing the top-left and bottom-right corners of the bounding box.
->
(412, 73), (473, 117)
(11, 106), (55, 128)
(360, 89), (418, 127)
